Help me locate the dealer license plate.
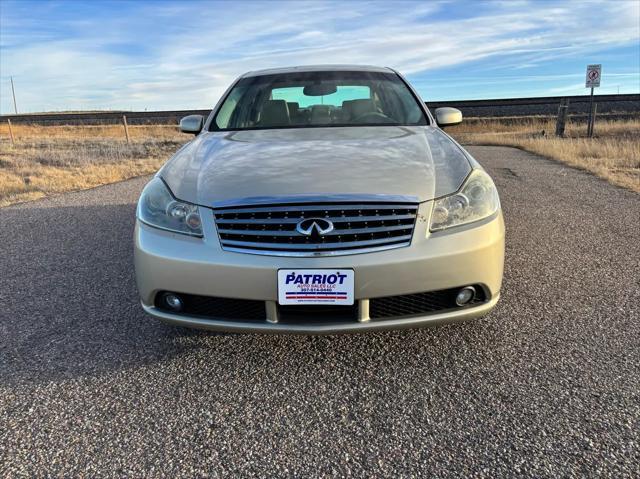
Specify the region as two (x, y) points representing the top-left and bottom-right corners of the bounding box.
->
(277, 269), (355, 305)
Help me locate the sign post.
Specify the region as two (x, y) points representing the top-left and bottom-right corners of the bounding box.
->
(585, 64), (601, 137)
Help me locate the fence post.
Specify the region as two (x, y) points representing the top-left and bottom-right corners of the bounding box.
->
(555, 98), (569, 137)
(122, 115), (130, 143)
(7, 119), (15, 145)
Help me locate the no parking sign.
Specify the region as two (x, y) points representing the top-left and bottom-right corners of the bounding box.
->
(585, 64), (601, 88)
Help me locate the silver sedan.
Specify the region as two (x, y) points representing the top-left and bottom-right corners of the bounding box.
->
(134, 65), (505, 333)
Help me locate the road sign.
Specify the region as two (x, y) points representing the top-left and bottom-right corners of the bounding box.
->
(585, 64), (601, 137)
(586, 64), (601, 88)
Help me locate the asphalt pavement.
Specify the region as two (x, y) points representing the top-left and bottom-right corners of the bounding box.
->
(1, 146), (638, 477)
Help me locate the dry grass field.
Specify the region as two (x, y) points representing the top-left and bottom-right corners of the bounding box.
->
(0, 116), (638, 207)
(0, 124), (187, 207)
(448, 117), (640, 192)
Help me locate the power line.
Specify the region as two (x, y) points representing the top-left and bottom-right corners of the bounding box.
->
(10, 77), (18, 114)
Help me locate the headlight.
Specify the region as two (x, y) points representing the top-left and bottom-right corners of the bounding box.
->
(430, 169), (499, 231)
(137, 178), (203, 237)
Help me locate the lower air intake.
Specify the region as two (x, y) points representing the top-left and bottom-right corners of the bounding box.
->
(155, 292), (266, 321)
(369, 286), (486, 319)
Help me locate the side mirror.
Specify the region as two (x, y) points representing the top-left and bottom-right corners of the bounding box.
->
(179, 115), (204, 135)
(435, 107), (462, 128)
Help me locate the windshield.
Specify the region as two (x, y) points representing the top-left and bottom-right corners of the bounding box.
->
(212, 70), (428, 130)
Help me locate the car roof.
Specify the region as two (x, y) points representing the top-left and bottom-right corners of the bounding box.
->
(241, 65), (395, 78)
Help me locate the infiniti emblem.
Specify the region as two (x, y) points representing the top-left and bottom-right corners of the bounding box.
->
(296, 218), (334, 237)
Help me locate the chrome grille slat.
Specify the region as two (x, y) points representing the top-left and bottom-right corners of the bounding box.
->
(217, 224), (413, 237)
(215, 214), (417, 225)
(213, 202), (419, 257)
(217, 229), (298, 237)
(221, 235), (414, 251)
(212, 203), (415, 214)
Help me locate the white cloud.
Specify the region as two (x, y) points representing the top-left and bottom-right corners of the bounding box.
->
(0, 0), (638, 112)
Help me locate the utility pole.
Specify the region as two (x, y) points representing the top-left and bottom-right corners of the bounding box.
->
(10, 77), (18, 114)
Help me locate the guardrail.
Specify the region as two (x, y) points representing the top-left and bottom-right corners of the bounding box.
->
(0, 109), (212, 125)
(427, 94), (640, 118)
(1, 94), (638, 125)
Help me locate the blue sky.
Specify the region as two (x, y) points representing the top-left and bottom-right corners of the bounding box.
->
(1, 0), (638, 113)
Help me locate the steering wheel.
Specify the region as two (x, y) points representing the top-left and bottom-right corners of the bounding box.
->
(353, 111), (394, 123)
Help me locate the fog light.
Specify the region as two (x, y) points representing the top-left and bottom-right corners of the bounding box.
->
(455, 286), (476, 306)
(163, 292), (183, 312)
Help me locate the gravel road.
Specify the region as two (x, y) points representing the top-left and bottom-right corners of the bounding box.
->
(1, 146), (638, 477)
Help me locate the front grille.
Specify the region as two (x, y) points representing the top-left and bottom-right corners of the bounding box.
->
(155, 292), (266, 321)
(369, 286), (487, 319)
(213, 202), (419, 256)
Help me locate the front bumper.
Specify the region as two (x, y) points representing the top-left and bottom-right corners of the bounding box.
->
(134, 202), (505, 333)
(142, 294), (499, 333)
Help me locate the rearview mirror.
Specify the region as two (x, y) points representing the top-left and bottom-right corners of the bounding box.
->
(179, 115), (204, 135)
(303, 83), (337, 96)
(435, 107), (462, 128)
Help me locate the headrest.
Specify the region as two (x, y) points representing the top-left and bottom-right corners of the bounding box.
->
(310, 105), (331, 124)
(286, 102), (300, 116)
(341, 100), (355, 119)
(349, 99), (376, 119)
(259, 100), (290, 127)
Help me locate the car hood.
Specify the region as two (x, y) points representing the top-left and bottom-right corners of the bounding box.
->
(160, 126), (471, 207)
